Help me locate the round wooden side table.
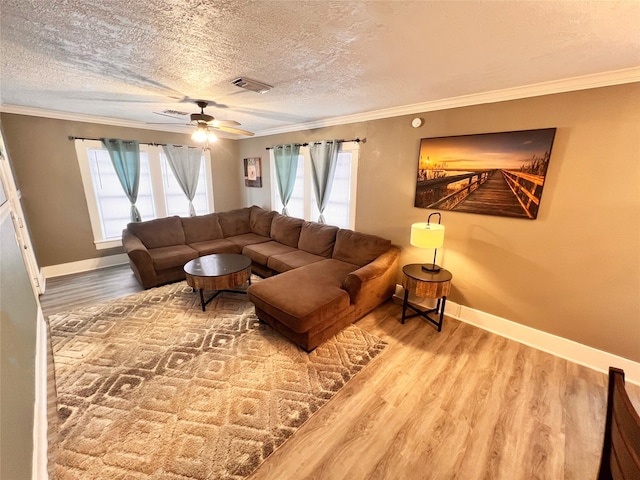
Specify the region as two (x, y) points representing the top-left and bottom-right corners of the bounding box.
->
(401, 264), (452, 331)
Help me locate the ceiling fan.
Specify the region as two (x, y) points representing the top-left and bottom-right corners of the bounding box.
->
(150, 100), (254, 142)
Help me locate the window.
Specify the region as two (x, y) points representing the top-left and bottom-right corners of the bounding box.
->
(279, 152), (306, 220)
(75, 140), (214, 248)
(160, 153), (209, 217)
(271, 142), (358, 229)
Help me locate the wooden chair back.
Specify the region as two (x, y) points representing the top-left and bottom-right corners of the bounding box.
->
(597, 367), (640, 480)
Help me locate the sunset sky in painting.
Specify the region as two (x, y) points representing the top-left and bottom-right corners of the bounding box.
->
(418, 129), (556, 171)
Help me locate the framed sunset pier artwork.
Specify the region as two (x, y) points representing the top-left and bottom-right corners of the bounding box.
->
(414, 128), (556, 219)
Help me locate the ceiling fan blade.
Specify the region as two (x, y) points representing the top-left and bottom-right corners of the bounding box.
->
(209, 119), (241, 127)
(213, 125), (255, 136)
(178, 96), (229, 109)
(146, 122), (190, 125)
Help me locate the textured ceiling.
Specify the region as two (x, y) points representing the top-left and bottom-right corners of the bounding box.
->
(1, 0), (639, 137)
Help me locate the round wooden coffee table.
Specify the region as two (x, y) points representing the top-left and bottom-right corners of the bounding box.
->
(184, 254), (252, 311)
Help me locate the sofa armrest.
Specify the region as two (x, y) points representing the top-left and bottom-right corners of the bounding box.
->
(122, 229), (157, 288)
(342, 245), (401, 309)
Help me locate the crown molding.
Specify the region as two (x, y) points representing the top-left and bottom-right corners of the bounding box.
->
(0, 105), (237, 139)
(0, 104), (192, 133)
(2, 67), (638, 138)
(255, 67), (640, 137)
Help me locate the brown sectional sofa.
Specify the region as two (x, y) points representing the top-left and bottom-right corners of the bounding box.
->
(122, 206), (400, 351)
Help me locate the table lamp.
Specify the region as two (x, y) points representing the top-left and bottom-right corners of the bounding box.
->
(410, 212), (445, 272)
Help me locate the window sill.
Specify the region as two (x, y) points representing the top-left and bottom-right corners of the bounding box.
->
(95, 239), (123, 250)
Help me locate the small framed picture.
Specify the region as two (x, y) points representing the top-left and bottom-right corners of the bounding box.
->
(244, 157), (262, 188)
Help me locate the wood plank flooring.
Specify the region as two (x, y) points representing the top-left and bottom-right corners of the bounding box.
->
(40, 265), (143, 315)
(40, 265), (640, 480)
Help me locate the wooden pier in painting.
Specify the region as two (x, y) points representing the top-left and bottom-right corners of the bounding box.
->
(416, 169), (546, 219)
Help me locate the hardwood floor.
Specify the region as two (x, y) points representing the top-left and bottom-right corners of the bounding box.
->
(40, 265), (143, 316)
(40, 265), (640, 480)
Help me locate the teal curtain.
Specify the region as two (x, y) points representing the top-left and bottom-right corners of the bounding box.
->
(273, 144), (300, 215)
(162, 145), (203, 216)
(309, 140), (340, 223)
(102, 138), (141, 222)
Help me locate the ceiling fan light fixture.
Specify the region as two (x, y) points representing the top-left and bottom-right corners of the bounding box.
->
(191, 126), (208, 143)
(231, 77), (273, 94)
(207, 131), (218, 143)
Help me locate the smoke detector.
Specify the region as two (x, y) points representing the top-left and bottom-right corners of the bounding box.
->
(231, 77), (273, 94)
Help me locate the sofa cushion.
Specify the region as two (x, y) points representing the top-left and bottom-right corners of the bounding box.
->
(181, 213), (223, 244)
(127, 216), (185, 249)
(332, 229), (392, 267)
(298, 222), (338, 257)
(217, 208), (251, 237)
(242, 241), (297, 266)
(267, 250), (326, 273)
(270, 214), (304, 248)
(296, 257), (360, 282)
(226, 233), (272, 249)
(247, 259), (358, 334)
(250, 282), (350, 335)
(148, 245), (198, 271)
(188, 239), (241, 256)
(250, 206), (276, 237)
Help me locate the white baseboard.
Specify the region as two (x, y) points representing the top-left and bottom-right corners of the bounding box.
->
(32, 306), (48, 480)
(393, 285), (640, 386)
(40, 253), (129, 282)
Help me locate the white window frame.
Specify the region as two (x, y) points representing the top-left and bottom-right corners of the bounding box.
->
(75, 140), (214, 249)
(270, 142), (358, 229)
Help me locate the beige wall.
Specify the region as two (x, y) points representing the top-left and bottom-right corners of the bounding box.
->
(1, 114), (241, 267)
(0, 184), (38, 480)
(238, 84), (640, 362)
(3, 83), (639, 362)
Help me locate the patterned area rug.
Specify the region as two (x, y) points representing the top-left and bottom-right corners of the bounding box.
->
(49, 281), (386, 480)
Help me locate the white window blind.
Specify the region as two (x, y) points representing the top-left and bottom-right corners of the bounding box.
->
(310, 150), (354, 228)
(280, 153), (306, 220)
(87, 149), (155, 239)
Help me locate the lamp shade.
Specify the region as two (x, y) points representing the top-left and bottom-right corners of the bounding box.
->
(410, 222), (445, 249)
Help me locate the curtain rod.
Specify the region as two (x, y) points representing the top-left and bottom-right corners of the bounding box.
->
(68, 136), (201, 148)
(265, 138), (364, 151)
